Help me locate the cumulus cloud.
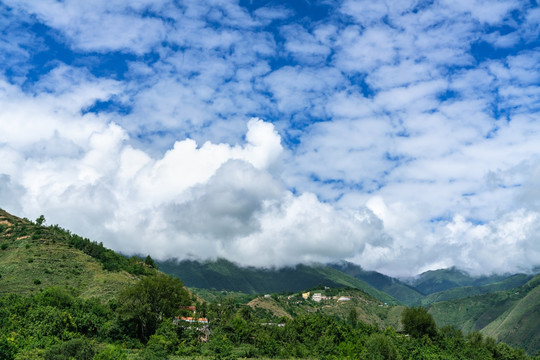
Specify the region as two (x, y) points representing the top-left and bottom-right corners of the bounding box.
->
(1, 0), (540, 277)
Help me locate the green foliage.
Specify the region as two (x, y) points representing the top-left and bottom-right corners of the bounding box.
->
(36, 215), (46, 226)
(363, 333), (400, 360)
(117, 273), (191, 341)
(44, 338), (95, 360)
(93, 344), (127, 360)
(0, 335), (17, 360)
(401, 306), (438, 339)
(144, 255), (157, 269)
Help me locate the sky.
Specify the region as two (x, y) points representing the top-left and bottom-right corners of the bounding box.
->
(0, 0), (539, 277)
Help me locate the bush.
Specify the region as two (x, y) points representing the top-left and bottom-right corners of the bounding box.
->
(1, 243), (7, 250)
(94, 344), (128, 360)
(44, 338), (95, 360)
(34, 279), (41, 285)
(0, 336), (17, 360)
(364, 333), (400, 360)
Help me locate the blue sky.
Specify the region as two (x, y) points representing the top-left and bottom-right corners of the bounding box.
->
(0, 0), (539, 277)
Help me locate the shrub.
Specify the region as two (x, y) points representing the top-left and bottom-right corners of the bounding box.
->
(364, 333), (400, 360)
(94, 344), (128, 360)
(1, 243), (7, 250)
(33, 279), (41, 285)
(44, 338), (95, 360)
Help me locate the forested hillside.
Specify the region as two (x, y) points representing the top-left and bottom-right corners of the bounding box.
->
(157, 258), (398, 304)
(429, 274), (540, 355)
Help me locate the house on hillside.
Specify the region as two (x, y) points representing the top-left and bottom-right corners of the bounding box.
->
(302, 291), (310, 300)
(337, 296), (351, 302)
(177, 317), (209, 324)
(312, 293), (322, 302)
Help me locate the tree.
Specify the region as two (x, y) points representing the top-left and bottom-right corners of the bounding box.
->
(117, 273), (191, 341)
(401, 306), (438, 339)
(348, 307), (358, 328)
(144, 255), (157, 269)
(35, 215), (46, 226)
(364, 333), (400, 360)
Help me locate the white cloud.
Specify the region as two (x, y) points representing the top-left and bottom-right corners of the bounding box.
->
(2, 0), (170, 54)
(1, 0), (540, 277)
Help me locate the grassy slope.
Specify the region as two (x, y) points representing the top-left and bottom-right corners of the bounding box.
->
(158, 258), (399, 304)
(481, 275), (540, 354)
(428, 274), (540, 355)
(0, 209), (137, 300)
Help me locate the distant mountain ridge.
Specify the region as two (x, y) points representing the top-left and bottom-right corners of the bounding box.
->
(156, 258), (399, 304)
(406, 267), (526, 295)
(157, 258), (534, 308)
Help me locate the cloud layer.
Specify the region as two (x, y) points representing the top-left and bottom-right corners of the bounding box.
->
(0, 0), (539, 277)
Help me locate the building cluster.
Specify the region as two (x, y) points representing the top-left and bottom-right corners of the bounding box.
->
(299, 291), (351, 302)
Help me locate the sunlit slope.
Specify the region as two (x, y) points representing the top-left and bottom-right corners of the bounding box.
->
(0, 209), (140, 299)
(246, 288), (406, 330)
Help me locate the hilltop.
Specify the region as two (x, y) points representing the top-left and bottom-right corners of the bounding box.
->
(0, 209), (154, 299)
(245, 287), (405, 330)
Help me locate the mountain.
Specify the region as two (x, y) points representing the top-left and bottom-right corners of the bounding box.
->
(428, 274), (540, 355)
(329, 261), (424, 305)
(419, 273), (533, 306)
(407, 267), (517, 295)
(157, 258), (399, 304)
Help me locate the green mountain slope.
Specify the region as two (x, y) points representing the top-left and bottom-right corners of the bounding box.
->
(0, 209), (150, 300)
(329, 261), (424, 305)
(157, 258), (399, 304)
(408, 267), (515, 295)
(428, 274), (540, 355)
(419, 273), (533, 306)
